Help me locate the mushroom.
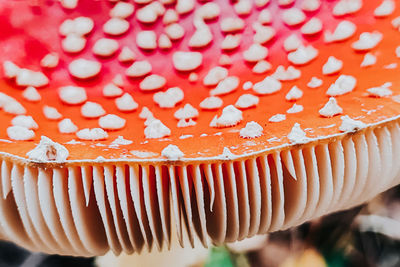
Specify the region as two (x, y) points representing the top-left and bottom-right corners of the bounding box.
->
(0, 0), (400, 257)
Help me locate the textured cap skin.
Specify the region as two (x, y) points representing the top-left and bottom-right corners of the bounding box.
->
(1, 1), (400, 164)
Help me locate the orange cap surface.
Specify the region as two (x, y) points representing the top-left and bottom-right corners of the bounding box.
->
(1, 0), (400, 162)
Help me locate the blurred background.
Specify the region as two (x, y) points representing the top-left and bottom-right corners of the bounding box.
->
(2, 185), (400, 267)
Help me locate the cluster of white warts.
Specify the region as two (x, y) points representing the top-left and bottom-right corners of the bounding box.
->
(1, 0), (398, 160)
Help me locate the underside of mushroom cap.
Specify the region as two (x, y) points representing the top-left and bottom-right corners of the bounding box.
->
(1, 0), (400, 257)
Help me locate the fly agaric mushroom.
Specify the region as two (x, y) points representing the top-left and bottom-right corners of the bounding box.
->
(0, 0), (400, 257)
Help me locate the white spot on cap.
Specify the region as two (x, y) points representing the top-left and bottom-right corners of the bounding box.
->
(177, 119), (196, 128)
(243, 81), (253, 90)
(391, 17), (400, 29)
(287, 103), (303, 114)
(253, 24), (276, 44)
(243, 43), (268, 62)
(158, 34), (172, 49)
(7, 126), (34, 141)
(99, 114), (126, 130)
(161, 144), (184, 160)
(301, 0), (321, 12)
(12, 115), (38, 130)
(163, 9), (178, 25)
(68, 59), (101, 79)
(288, 45), (318, 65)
(258, 9), (272, 24)
(59, 86), (87, 105)
(174, 104), (199, 120)
(26, 136), (69, 162)
(301, 18), (322, 35)
(220, 17), (245, 32)
(60, 0), (78, 9)
(272, 65), (301, 81)
(40, 53), (59, 68)
(203, 67), (228, 86)
(153, 87), (184, 108)
(282, 8), (306, 26)
(22, 86), (41, 102)
(210, 76), (239, 96)
(384, 63), (397, 69)
(361, 53), (377, 67)
(62, 34), (86, 53)
(255, 0), (270, 8)
(234, 0), (252, 15)
(58, 118), (78, 133)
(240, 121), (263, 139)
(113, 74), (124, 87)
(111, 136), (132, 146)
(283, 34), (302, 52)
(374, 0), (395, 17)
(269, 114), (286, 122)
(115, 93), (138, 112)
(288, 123), (310, 144)
(176, 0), (194, 14)
(200, 96), (223, 110)
(333, 0), (362, 16)
(235, 94), (259, 109)
(81, 102), (106, 118)
(16, 69), (49, 87)
(145, 119), (171, 139)
(136, 31), (157, 50)
(252, 60), (272, 74)
(43, 106), (62, 120)
(319, 97), (343, 117)
(195, 2), (220, 20)
(3, 61), (20, 79)
(220, 147), (237, 159)
(189, 25), (213, 48)
(339, 116), (366, 132)
(126, 60), (152, 77)
(139, 107), (154, 120)
(307, 77), (323, 88)
(3, 99), (26, 115)
(188, 72), (198, 83)
(326, 75), (357, 96)
(219, 54), (232, 66)
(118, 46), (136, 63)
(322, 56), (343, 75)
(59, 16), (94, 36)
(253, 76), (282, 95)
(110, 2), (135, 19)
(103, 83), (123, 98)
(173, 51), (203, 71)
(221, 34), (242, 50)
(140, 74), (166, 91)
(367, 84), (393, 97)
(352, 31), (383, 51)
(285, 86), (303, 101)
(130, 150), (158, 158)
(136, 4), (159, 24)
(210, 105), (243, 128)
(0, 93), (25, 114)
(92, 38), (119, 57)
(103, 17), (130, 36)
(165, 23), (185, 40)
(325, 20), (356, 43)
(76, 128), (108, 140)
